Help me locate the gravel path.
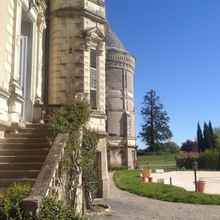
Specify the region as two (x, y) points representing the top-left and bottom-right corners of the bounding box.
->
(91, 174), (220, 220)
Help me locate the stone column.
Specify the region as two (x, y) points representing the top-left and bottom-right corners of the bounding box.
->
(96, 41), (105, 112)
(35, 9), (46, 104)
(97, 137), (109, 199)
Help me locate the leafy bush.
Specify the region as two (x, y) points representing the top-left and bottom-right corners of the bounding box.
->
(181, 140), (198, 153)
(114, 170), (220, 205)
(38, 197), (84, 220)
(176, 153), (198, 170)
(198, 150), (220, 170)
(0, 182), (32, 220)
(0, 183), (85, 220)
(176, 150), (220, 170)
(49, 99), (90, 136)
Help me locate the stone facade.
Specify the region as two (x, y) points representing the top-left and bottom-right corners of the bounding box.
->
(0, 0), (136, 201)
(0, 0), (46, 128)
(106, 25), (136, 169)
(48, 0), (109, 197)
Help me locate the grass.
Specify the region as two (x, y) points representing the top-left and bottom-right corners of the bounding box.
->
(114, 170), (220, 205)
(138, 154), (176, 171)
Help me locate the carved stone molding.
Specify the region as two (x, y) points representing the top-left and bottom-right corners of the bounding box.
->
(37, 8), (46, 32)
(82, 26), (105, 51)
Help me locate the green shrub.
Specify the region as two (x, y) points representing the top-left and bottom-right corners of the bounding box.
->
(176, 153), (198, 170)
(198, 150), (220, 170)
(38, 197), (84, 220)
(0, 182), (32, 220)
(0, 184), (85, 220)
(176, 150), (220, 170)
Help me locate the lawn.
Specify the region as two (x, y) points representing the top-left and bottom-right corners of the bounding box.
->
(114, 170), (220, 205)
(138, 154), (176, 171)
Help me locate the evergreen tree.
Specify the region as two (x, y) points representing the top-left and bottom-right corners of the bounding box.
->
(208, 121), (216, 148)
(197, 122), (204, 152)
(140, 89), (173, 152)
(203, 122), (213, 150)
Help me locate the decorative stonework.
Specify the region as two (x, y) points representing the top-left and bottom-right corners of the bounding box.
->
(83, 26), (105, 51)
(37, 8), (46, 33)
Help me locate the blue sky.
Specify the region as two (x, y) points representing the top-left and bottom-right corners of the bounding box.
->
(106, 0), (220, 148)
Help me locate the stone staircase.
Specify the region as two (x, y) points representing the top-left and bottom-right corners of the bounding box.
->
(0, 124), (51, 188)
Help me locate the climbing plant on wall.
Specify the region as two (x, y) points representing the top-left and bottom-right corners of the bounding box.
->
(49, 98), (98, 210)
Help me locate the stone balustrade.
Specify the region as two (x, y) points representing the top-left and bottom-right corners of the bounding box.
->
(23, 134), (68, 214)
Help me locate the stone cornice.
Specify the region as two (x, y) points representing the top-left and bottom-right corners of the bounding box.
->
(106, 60), (135, 72)
(91, 110), (106, 119)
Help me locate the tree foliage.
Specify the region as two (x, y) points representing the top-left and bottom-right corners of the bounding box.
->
(197, 123), (204, 152)
(81, 130), (99, 209)
(197, 121), (216, 152)
(140, 89), (172, 152)
(181, 140), (198, 153)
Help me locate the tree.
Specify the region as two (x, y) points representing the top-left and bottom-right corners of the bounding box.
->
(181, 140), (198, 152)
(140, 89), (173, 152)
(197, 122), (204, 152)
(214, 127), (220, 149)
(208, 121), (216, 148)
(203, 121), (215, 150)
(161, 141), (179, 153)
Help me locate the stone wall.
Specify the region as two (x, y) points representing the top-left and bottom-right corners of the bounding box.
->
(0, 0), (46, 129)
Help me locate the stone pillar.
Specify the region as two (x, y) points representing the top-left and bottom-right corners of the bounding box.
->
(97, 137), (109, 198)
(96, 41), (105, 112)
(35, 9), (46, 104)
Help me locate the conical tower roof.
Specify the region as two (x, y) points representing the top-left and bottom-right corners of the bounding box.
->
(106, 25), (128, 53)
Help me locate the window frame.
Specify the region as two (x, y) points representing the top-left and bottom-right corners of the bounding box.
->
(90, 49), (98, 109)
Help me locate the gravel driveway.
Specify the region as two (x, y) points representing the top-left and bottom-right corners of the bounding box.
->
(91, 173), (220, 220)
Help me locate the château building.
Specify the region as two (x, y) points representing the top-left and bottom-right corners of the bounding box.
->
(0, 0), (136, 208)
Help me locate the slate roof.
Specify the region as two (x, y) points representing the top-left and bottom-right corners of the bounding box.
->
(106, 24), (128, 53)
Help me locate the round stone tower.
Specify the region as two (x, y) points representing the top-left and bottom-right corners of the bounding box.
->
(106, 25), (136, 169)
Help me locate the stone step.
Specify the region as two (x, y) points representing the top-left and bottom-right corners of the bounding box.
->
(0, 148), (49, 156)
(0, 137), (49, 144)
(26, 123), (49, 128)
(19, 129), (51, 134)
(0, 178), (35, 187)
(0, 155), (46, 163)
(0, 162), (43, 170)
(0, 143), (50, 150)
(8, 132), (51, 138)
(0, 170), (40, 178)
(0, 123), (51, 188)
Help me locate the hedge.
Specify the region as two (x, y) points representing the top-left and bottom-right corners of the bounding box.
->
(176, 150), (220, 170)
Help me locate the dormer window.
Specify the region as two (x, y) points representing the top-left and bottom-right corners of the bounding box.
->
(90, 49), (97, 109)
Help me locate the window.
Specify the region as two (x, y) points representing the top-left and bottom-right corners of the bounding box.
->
(19, 36), (28, 95)
(90, 49), (97, 109)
